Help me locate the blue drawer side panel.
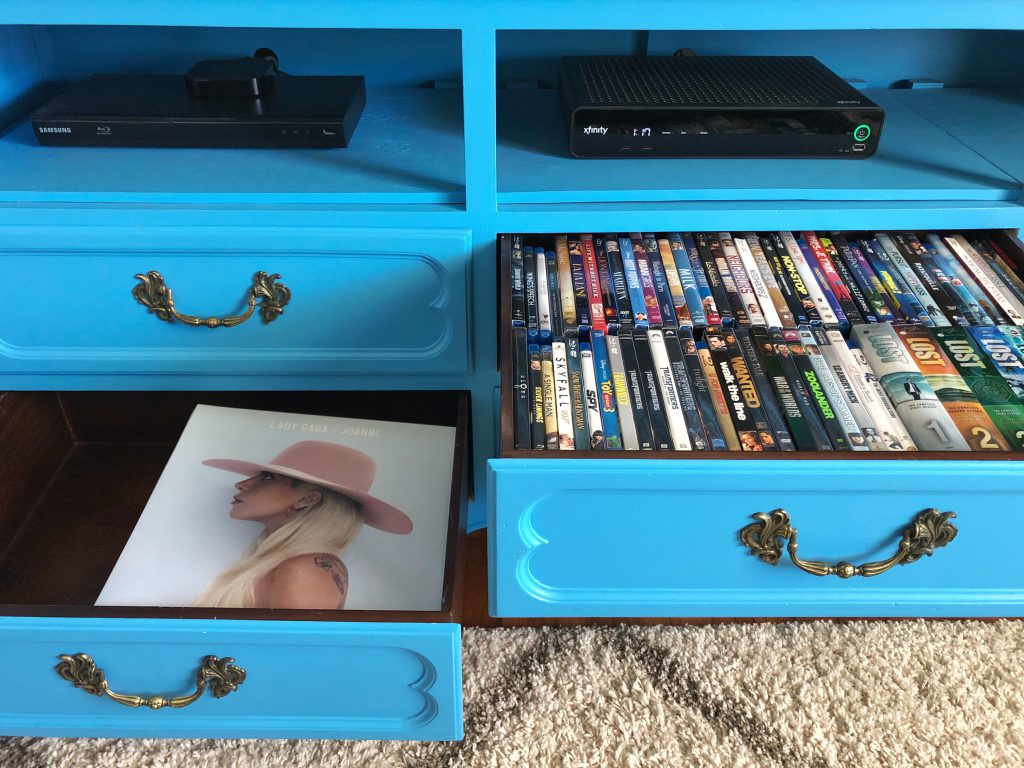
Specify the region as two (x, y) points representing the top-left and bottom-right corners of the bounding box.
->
(0, 618), (462, 740)
(489, 459), (1024, 618)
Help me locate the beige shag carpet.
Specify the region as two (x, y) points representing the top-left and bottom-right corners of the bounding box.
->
(2, 621), (1023, 767)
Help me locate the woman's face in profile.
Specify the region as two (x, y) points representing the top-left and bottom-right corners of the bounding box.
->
(230, 471), (308, 523)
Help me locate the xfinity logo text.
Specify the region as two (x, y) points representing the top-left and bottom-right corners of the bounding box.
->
(38, 126), (72, 134)
(582, 125), (608, 135)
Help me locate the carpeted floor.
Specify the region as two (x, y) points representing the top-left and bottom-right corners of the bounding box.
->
(2, 620), (1023, 767)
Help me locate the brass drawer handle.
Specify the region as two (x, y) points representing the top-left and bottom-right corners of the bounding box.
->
(740, 508), (957, 579)
(55, 653), (246, 709)
(132, 270), (291, 328)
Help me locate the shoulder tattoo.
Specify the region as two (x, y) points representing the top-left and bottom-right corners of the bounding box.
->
(314, 556), (349, 608)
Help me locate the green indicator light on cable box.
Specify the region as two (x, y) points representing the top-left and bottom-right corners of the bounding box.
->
(853, 124), (871, 142)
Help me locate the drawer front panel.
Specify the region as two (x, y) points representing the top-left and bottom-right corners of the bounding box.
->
(489, 459), (1024, 617)
(0, 228), (470, 376)
(0, 618), (461, 740)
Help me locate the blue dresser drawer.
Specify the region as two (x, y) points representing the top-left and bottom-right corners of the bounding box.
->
(488, 458), (1024, 617)
(0, 227), (470, 378)
(0, 617), (461, 739)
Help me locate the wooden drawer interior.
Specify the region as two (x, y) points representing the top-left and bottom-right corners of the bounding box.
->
(0, 390), (469, 623)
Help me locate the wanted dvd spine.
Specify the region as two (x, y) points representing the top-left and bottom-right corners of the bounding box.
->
(632, 327), (674, 449)
(734, 234), (778, 328)
(568, 236), (592, 328)
(619, 236), (649, 328)
(697, 339), (741, 450)
(831, 234), (897, 323)
(743, 233), (793, 328)
(536, 245), (552, 338)
(752, 327), (832, 451)
(645, 233), (679, 328)
(820, 235), (876, 323)
(680, 233), (718, 326)
(800, 326), (867, 450)
(513, 326), (530, 448)
(923, 235), (995, 326)
(806, 231), (863, 327)
(967, 325), (1024, 405)
(667, 234), (707, 327)
(705, 326), (766, 451)
(580, 340), (605, 449)
(858, 238), (928, 325)
(554, 235), (577, 328)
(709, 233), (748, 325)
(540, 344), (559, 449)
(722, 232), (768, 326)
(894, 323), (1009, 450)
(761, 234), (806, 324)
(851, 323), (970, 450)
(876, 233), (949, 327)
(771, 233), (818, 324)
(845, 341), (917, 450)
(552, 338), (574, 449)
(785, 328), (850, 450)
(509, 235), (526, 327)
(581, 234), (607, 332)
(696, 232), (734, 326)
(945, 235), (1024, 326)
(781, 231), (837, 326)
(679, 327), (728, 450)
(932, 326), (1024, 449)
(893, 233), (966, 325)
(799, 232), (849, 330)
(631, 233), (665, 327)
(524, 245), (539, 334)
(663, 327), (709, 449)
(565, 331), (590, 451)
(546, 249), (563, 338)
(605, 235), (633, 327)
(817, 327), (885, 450)
(618, 328), (657, 450)
(607, 331), (640, 450)
(648, 329), (694, 449)
(657, 235), (692, 327)
(592, 330), (624, 449)
(528, 338), (545, 449)
(594, 236), (620, 330)
(736, 327), (795, 450)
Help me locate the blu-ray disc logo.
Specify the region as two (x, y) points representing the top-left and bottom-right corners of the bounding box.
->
(583, 125), (608, 135)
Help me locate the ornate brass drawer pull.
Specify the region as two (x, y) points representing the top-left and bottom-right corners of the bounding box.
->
(55, 653), (246, 709)
(740, 508), (957, 579)
(132, 270), (290, 328)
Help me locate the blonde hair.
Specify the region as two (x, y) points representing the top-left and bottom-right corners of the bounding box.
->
(194, 483), (363, 608)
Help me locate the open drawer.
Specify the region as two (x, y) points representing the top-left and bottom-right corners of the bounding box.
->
(488, 230), (1024, 618)
(0, 390), (468, 739)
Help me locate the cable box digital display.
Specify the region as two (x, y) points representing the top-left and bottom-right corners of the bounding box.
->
(32, 74), (365, 148)
(559, 56), (884, 159)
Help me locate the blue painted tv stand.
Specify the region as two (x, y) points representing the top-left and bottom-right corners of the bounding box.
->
(1, 0), (1023, 740)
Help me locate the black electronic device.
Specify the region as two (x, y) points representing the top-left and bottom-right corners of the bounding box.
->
(32, 65), (365, 148)
(559, 55), (884, 158)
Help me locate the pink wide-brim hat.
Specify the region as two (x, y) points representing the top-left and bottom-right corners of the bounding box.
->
(203, 440), (413, 534)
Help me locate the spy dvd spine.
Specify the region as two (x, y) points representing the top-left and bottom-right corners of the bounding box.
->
(565, 331), (590, 450)
(932, 326), (1024, 449)
(594, 236), (620, 329)
(619, 236), (649, 328)
(663, 328), (709, 450)
(510, 235), (526, 327)
(705, 326), (765, 451)
(696, 232), (733, 326)
(607, 331), (640, 450)
(785, 328), (850, 450)
(876, 233), (948, 327)
(631, 233), (664, 328)
(708, 233), (747, 325)
(605, 235), (633, 327)
(799, 232), (848, 330)
(698, 338), (741, 450)
(645, 233), (678, 328)
(851, 323), (969, 450)
(820, 235), (876, 323)
(679, 327), (728, 450)
(666, 233), (706, 327)
(592, 330), (624, 449)
(554, 235), (577, 328)
(893, 323), (1008, 450)
(581, 234), (607, 332)
(513, 326), (530, 448)
(580, 340), (605, 449)
(528, 339), (545, 449)
(734, 234), (778, 328)
(552, 338), (574, 449)
(648, 328), (694, 449)
(721, 232), (766, 326)
(681, 233), (719, 326)
(744, 233), (794, 328)
(967, 325), (1024, 405)
(546, 249), (563, 338)
(632, 327), (673, 449)
(619, 328), (657, 450)
(736, 327), (795, 450)
(814, 327), (883, 450)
